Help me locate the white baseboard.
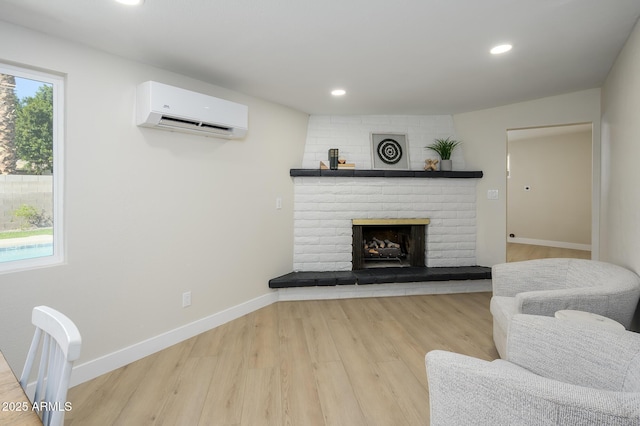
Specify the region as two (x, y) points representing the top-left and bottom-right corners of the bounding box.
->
(70, 292), (278, 387)
(508, 237), (591, 251)
(70, 279), (491, 387)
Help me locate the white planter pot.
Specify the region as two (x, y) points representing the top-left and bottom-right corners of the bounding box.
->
(440, 159), (452, 171)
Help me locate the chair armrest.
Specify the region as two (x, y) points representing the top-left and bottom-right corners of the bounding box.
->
(426, 349), (640, 425)
(492, 259), (569, 297)
(516, 286), (638, 327)
(507, 315), (640, 391)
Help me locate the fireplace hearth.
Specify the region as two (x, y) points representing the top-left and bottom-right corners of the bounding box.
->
(352, 219), (430, 270)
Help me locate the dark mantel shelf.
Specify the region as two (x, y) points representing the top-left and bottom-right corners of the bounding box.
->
(290, 169), (483, 178)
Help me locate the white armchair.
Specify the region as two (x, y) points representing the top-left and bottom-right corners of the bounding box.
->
(426, 314), (640, 425)
(490, 258), (640, 358)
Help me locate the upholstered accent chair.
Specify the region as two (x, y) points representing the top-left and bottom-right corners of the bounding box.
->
(426, 314), (640, 425)
(490, 258), (640, 358)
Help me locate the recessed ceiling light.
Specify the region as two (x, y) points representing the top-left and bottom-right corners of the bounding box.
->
(115, 0), (144, 5)
(331, 89), (346, 96)
(490, 44), (512, 55)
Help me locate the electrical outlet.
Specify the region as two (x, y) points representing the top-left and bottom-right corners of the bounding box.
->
(276, 196), (282, 210)
(487, 189), (499, 200)
(182, 291), (191, 308)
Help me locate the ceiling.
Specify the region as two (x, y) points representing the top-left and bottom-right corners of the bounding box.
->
(1, 0), (639, 115)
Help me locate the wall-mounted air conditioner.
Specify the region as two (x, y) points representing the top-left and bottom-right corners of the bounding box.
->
(136, 81), (248, 139)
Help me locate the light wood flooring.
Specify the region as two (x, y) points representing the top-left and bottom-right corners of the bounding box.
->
(506, 243), (591, 263)
(66, 292), (497, 425)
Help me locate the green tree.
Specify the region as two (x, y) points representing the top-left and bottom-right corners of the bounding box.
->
(15, 84), (53, 174)
(0, 73), (18, 174)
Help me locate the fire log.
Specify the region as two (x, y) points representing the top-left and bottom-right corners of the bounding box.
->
(384, 239), (400, 248)
(372, 237), (385, 248)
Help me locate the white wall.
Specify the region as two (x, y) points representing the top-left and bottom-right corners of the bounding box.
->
(601, 19), (640, 274)
(0, 22), (308, 377)
(453, 89), (601, 266)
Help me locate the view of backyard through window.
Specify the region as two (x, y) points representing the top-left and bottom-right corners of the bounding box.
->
(0, 66), (60, 268)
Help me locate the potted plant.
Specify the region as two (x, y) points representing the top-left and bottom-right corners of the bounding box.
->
(426, 137), (461, 171)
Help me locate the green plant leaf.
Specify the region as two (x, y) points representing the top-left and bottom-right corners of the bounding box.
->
(425, 137), (461, 160)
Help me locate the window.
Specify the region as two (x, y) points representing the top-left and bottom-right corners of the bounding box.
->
(0, 63), (64, 273)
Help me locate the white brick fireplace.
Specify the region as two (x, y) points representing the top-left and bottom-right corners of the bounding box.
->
(292, 115), (480, 272)
(293, 177), (478, 271)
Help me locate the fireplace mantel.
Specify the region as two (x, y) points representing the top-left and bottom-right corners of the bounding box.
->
(290, 169), (482, 178)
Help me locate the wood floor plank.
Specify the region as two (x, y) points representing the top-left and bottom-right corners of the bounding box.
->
(278, 318), (326, 426)
(277, 299), (315, 319)
(301, 315), (341, 364)
(336, 297), (400, 362)
(248, 304), (279, 369)
(339, 297), (393, 322)
(313, 361), (368, 426)
(155, 356), (217, 426)
(376, 317), (431, 389)
(197, 314), (254, 425)
(375, 359), (430, 426)
(188, 324), (224, 358)
(317, 299), (350, 321)
(66, 292), (498, 425)
(459, 292), (495, 327)
(433, 294), (497, 359)
(63, 369), (113, 423)
(66, 359), (152, 425)
(326, 318), (410, 425)
(112, 341), (193, 425)
(379, 295), (459, 354)
(240, 367), (281, 426)
(417, 294), (497, 360)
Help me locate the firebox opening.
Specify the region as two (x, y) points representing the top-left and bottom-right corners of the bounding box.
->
(352, 219), (429, 270)
(362, 226), (412, 268)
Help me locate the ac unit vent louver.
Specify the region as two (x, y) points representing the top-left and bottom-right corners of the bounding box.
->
(158, 116), (233, 134)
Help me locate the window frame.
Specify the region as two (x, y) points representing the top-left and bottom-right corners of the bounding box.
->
(0, 63), (65, 274)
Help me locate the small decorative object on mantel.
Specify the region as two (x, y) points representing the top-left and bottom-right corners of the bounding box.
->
(424, 158), (439, 171)
(426, 137), (461, 171)
(320, 161), (355, 170)
(328, 148), (339, 170)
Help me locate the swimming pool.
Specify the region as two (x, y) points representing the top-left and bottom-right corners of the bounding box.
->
(0, 243), (54, 262)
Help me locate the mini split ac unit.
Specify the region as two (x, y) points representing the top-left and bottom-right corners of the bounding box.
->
(136, 81), (248, 139)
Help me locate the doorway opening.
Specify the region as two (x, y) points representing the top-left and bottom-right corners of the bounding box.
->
(506, 123), (593, 262)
